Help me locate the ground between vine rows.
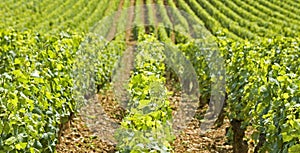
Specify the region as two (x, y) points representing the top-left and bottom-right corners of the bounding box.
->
(56, 87), (235, 153)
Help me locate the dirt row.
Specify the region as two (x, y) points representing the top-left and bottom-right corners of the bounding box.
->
(57, 88), (233, 152)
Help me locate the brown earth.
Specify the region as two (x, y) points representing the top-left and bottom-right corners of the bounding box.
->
(57, 85), (234, 153)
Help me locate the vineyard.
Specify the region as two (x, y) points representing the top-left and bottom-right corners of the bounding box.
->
(0, 0), (300, 153)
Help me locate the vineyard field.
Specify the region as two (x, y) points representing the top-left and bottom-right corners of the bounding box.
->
(0, 0), (299, 153)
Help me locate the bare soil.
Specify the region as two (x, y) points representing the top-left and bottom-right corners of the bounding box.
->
(56, 90), (233, 153)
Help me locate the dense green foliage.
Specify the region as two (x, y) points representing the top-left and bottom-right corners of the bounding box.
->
(1, 0), (300, 152)
(116, 35), (174, 152)
(219, 37), (300, 152)
(0, 30), (82, 152)
(78, 34), (126, 93)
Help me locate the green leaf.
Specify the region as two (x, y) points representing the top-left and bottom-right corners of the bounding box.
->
(45, 92), (52, 99)
(256, 103), (263, 113)
(4, 137), (17, 145)
(8, 98), (18, 108)
(14, 58), (21, 65)
(26, 98), (34, 111)
(281, 132), (293, 142)
(15, 142), (27, 150)
(277, 76), (285, 82)
(57, 63), (63, 71)
(283, 93), (289, 99)
(12, 70), (24, 78)
(30, 147), (36, 153)
(0, 121), (3, 134)
(289, 144), (300, 153)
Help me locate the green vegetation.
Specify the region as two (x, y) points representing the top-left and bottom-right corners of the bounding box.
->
(0, 0), (299, 152)
(0, 30), (82, 152)
(116, 35), (174, 152)
(219, 37), (300, 152)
